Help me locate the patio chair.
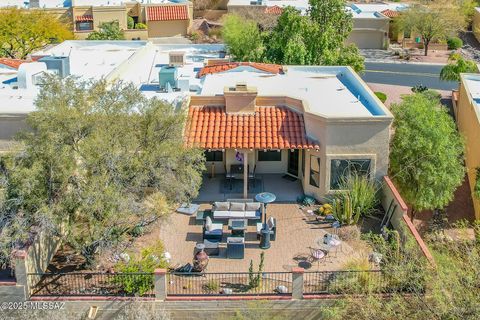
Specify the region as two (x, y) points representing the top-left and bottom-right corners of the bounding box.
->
(203, 216), (223, 241)
(224, 164), (234, 190)
(309, 247), (327, 268)
(256, 216), (276, 241)
(226, 237), (245, 259)
(248, 164), (256, 188)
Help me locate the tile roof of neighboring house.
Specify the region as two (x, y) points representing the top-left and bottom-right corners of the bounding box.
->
(197, 62), (284, 78)
(185, 106), (319, 150)
(380, 9), (400, 18)
(75, 15), (93, 22)
(147, 5), (189, 21)
(265, 5), (284, 15)
(0, 58), (29, 69)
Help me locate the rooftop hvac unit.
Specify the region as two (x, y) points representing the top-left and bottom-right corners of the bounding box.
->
(169, 51), (186, 66)
(38, 56), (70, 78)
(159, 66), (178, 91)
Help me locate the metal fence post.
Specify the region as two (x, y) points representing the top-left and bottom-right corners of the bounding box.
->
(154, 268), (167, 300)
(291, 267), (304, 299)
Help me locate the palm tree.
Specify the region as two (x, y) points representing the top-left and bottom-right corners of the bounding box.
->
(440, 53), (478, 82)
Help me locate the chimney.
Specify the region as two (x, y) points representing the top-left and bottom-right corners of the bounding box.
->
(224, 83), (257, 114)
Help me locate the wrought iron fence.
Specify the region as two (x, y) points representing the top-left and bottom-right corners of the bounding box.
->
(303, 270), (424, 295)
(167, 271), (292, 296)
(28, 272), (155, 297)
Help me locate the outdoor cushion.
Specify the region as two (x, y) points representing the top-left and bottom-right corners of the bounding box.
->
(229, 202), (245, 211)
(227, 237), (244, 244)
(243, 211), (258, 218)
(256, 223), (263, 234)
(213, 211), (231, 219)
(267, 217), (275, 229)
(205, 216), (213, 231)
(245, 202), (261, 211)
(213, 201), (230, 211)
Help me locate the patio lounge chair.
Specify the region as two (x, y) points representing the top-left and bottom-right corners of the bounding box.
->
(227, 237), (245, 259)
(203, 216), (223, 241)
(256, 216), (276, 241)
(309, 247), (327, 267)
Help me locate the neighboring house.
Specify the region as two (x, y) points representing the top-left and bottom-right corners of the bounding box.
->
(453, 74), (480, 220)
(0, 40), (392, 201)
(226, 0), (408, 49)
(72, 0), (193, 39)
(0, 0), (194, 40)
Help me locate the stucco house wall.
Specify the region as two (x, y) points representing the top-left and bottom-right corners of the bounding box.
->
(457, 76), (480, 220)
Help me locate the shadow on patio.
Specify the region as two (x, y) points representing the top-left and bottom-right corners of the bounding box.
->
(194, 174), (304, 203)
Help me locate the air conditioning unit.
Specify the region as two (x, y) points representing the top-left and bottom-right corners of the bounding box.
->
(169, 51), (185, 66)
(38, 56), (70, 78)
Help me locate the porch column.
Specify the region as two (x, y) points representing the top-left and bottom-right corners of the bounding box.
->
(243, 151), (248, 199)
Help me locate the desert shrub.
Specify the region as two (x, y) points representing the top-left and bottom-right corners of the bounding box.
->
(127, 16), (134, 29)
(474, 168), (480, 199)
(114, 241), (169, 295)
(248, 252), (265, 289)
(203, 279), (220, 293)
(336, 225), (361, 241)
(447, 37), (463, 50)
(374, 92), (387, 103)
(411, 84), (428, 93)
(135, 23), (147, 30)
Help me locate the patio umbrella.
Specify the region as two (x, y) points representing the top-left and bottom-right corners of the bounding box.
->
(255, 192), (276, 224)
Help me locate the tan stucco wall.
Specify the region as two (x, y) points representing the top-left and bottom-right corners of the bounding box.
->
(347, 18), (390, 49)
(147, 19), (190, 37)
(0, 115), (28, 148)
(473, 9), (480, 43)
(92, 5), (128, 30)
(457, 77), (480, 219)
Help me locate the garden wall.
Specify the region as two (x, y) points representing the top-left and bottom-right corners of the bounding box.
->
(381, 176), (435, 265)
(13, 229), (62, 299)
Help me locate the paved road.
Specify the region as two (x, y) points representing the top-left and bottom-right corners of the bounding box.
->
(361, 62), (458, 91)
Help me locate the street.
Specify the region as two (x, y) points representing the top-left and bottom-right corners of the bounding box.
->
(361, 62), (458, 91)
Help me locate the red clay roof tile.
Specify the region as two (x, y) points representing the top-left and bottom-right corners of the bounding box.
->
(380, 9), (400, 18)
(265, 6), (283, 15)
(197, 62), (284, 78)
(0, 58), (29, 69)
(147, 5), (189, 21)
(185, 106), (319, 150)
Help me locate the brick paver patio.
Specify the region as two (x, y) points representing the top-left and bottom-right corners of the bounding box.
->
(157, 203), (373, 273)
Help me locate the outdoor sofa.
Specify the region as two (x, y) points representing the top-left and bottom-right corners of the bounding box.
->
(212, 201), (262, 220)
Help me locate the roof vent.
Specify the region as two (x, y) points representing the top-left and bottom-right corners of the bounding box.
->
(169, 51), (185, 66)
(235, 83), (248, 92)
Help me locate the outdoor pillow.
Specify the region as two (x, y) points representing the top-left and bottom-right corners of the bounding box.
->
(214, 201), (230, 211)
(267, 217), (275, 229)
(245, 202), (261, 211)
(228, 237), (244, 243)
(205, 216), (213, 231)
(230, 202), (245, 211)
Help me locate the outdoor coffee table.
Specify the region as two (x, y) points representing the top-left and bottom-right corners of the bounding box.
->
(228, 219), (248, 237)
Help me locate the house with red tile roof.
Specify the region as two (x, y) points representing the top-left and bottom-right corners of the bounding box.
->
(71, 0), (193, 40)
(184, 62), (393, 200)
(0, 41), (392, 201)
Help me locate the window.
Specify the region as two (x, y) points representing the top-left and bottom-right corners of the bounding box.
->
(258, 150), (281, 161)
(403, 28), (411, 39)
(77, 22), (93, 31)
(309, 155), (320, 188)
(204, 150), (223, 162)
(330, 159), (371, 190)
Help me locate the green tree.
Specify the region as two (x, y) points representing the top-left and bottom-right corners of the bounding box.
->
(264, 7), (311, 64)
(399, 1), (466, 56)
(0, 76), (205, 267)
(87, 20), (125, 40)
(127, 16), (135, 29)
(0, 8), (72, 59)
(222, 14), (264, 61)
(389, 92), (465, 219)
(440, 53), (478, 82)
(221, 0), (364, 72)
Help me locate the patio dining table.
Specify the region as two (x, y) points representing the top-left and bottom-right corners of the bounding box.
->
(230, 164), (245, 180)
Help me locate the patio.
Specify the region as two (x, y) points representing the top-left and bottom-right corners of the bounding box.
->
(194, 174), (304, 202)
(158, 203), (373, 273)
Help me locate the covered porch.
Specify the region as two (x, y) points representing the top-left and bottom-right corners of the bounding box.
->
(195, 173), (304, 202)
